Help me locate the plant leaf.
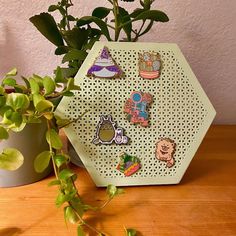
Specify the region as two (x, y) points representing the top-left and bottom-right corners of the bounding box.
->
(48, 5), (59, 12)
(29, 78), (40, 94)
(0, 148), (24, 171)
(58, 169), (75, 180)
(36, 100), (54, 112)
(62, 49), (88, 63)
(33, 93), (45, 107)
(92, 7), (111, 19)
(77, 16), (111, 41)
(2, 78), (16, 87)
(0, 126), (9, 139)
(30, 13), (64, 46)
(53, 154), (67, 168)
(133, 10), (169, 22)
(48, 179), (61, 186)
(130, 8), (145, 18)
(63, 27), (89, 50)
(55, 46), (69, 55)
(46, 129), (63, 150)
(6, 93), (30, 111)
(6, 68), (17, 76)
(34, 150), (51, 173)
(66, 78), (80, 91)
(43, 76), (56, 95)
(64, 206), (79, 224)
(60, 67), (78, 78)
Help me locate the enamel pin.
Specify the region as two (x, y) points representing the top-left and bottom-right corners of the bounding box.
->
(117, 152), (141, 176)
(92, 115), (129, 145)
(138, 52), (161, 79)
(155, 138), (176, 168)
(124, 91), (153, 127)
(87, 47), (123, 79)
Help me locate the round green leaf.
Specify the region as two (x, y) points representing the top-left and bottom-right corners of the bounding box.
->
(58, 169), (75, 180)
(33, 93), (44, 107)
(46, 129), (63, 150)
(43, 76), (56, 95)
(0, 148), (24, 171)
(29, 78), (40, 94)
(6, 93), (30, 111)
(0, 126), (9, 139)
(92, 7), (111, 19)
(2, 78), (16, 87)
(106, 184), (118, 198)
(34, 150), (51, 173)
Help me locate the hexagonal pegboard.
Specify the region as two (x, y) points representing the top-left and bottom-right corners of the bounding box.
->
(56, 42), (216, 186)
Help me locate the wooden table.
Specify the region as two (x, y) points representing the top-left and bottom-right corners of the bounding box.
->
(0, 125), (236, 236)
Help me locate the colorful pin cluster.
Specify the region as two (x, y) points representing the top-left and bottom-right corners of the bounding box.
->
(90, 47), (177, 175)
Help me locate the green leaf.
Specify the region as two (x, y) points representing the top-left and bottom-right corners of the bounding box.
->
(2, 78), (16, 87)
(66, 78), (80, 91)
(133, 10), (169, 22)
(0, 126), (9, 139)
(62, 49), (88, 63)
(64, 206), (79, 224)
(0, 86), (5, 95)
(143, 0), (151, 10)
(33, 93), (45, 107)
(36, 100), (54, 112)
(130, 8), (145, 18)
(43, 76), (56, 95)
(107, 184), (118, 198)
(54, 67), (67, 83)
(60, 67), (78, 78)
(10, 111), (23, 127)
(53, 155), (67, 168)
(56, 192), (72, 207)
(30, 13), (64, 46)
(58, 169), (75, 180)
(6, 93), (30, 111)
(71, 198), (84, 217)
(46, 129), (63, 150)
(48, 5), (59, 12)
(0, 96), (6, 107)
(77, 225), (85, 236)
(6, 68), (17, 76)
(77, 16), (111, 41)
(55, 46), (69, 55)
(125, 228), (137, 236)
(92, 7), (111, 19)
(62, 91), (74, 97)
(63, 27), (89, 50)
(29, 78), (40, 94)
(0, 148), (24, 171)
(55, 116), (70, 128)
(48, 179), (61, 186)
(34, 150), (51, 173)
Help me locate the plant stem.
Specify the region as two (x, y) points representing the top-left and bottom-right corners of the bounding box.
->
(133, 20), (146, 41)
(113, 0), (120, 41)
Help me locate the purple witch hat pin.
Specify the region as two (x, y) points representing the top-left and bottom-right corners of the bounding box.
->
(87, 47), (123, 79)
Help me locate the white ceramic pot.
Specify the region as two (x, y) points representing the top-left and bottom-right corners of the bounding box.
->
(0, 123), (52, 187)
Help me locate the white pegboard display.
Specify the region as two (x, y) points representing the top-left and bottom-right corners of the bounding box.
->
(56, 42), (216, 186)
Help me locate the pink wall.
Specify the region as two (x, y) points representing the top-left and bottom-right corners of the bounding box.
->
(0, 0), (235, 124)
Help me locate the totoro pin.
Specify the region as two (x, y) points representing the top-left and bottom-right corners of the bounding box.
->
(92, 115), (129, 145)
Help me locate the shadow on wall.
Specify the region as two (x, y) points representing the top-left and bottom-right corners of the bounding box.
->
(0, 23), (25, 77)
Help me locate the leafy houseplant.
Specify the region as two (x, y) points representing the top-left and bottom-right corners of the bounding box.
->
(0, 68), (124, 235)
(30, 0), (169, 77)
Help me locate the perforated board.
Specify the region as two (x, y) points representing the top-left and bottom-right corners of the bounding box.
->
(56, 42), (216, 186)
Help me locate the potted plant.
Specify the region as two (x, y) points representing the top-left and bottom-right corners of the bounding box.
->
(0, 67), (124, 235)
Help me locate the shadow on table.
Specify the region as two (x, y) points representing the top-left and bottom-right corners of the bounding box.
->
(0, 227), (22, 236)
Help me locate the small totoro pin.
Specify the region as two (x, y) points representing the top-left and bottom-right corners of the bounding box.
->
(92, 115), (129, 145)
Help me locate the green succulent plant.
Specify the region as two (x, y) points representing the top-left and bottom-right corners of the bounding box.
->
(30, 0), (169, 78)
(0, 68), (126, 235)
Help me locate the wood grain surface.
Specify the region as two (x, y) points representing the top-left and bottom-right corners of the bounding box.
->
(0, 125), (235, 236)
